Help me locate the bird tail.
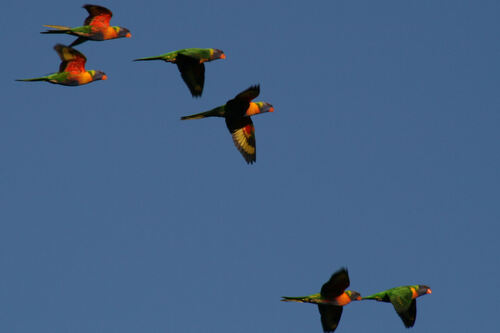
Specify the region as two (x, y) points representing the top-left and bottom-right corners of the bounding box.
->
(133, 55), (168, 62)
(16, 77), (48, 82)
(360, 294), (382, 301)
(280, 296), (308, 303)
(41, 25), (72, 33)
(180, 106), (225, 120)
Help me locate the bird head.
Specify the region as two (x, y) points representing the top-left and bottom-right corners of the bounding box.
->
(417, 285), (432, 296)
(211, 49), (226, 60)
(346, 290), (362, 301)
(90, 70), (107, 81)
(245, 102), (274, 116)
(117, 27), (132, 38)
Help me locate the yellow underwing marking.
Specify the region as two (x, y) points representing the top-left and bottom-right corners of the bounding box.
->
(232, 128), (255, 154)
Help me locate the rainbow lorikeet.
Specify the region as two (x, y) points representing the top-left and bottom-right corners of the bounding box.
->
(41, 4), (131, 47)
(281, 268), (361, 333)
(16, 44), (107, 86)
(362, 285), (432, 328)
(180, 85), (273, 164)
(134, 48), (225, 97)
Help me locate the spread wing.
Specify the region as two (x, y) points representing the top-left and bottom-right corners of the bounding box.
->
(54, 44), (86, 73)
(225, 116), (256, 164)
(83, 4), (112, 27)
(225, 85), (260, 117)
(320, 268), (350, 300)
(318, 304), (343, 333)
(389, 289), (417, 328)
(176, 54), (205, 97)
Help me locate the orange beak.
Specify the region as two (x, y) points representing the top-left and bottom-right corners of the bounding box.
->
(427, 289), (432, 294)
(269, 107), (275, 112)
(126, 33), (132, 38)
(220, 53), (226, 59)
(102, 75), (108, 80)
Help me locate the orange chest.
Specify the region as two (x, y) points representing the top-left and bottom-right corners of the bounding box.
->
(91, 26), (117, 39)
(334, 293), (352, 306)
(67, 71), (93, 85)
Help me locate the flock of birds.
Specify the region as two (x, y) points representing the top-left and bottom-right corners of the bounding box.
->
(282, 268), (431, 332)
(16, 4), (432, 332)
(16, 4), (273, 165)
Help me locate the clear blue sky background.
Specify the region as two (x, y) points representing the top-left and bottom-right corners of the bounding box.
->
(1, 0), (499, 332)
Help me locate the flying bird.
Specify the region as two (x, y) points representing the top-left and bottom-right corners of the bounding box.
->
(134, 48), (225, 97)
(16, 44), (107, 86)
(362, 285), (432, 328)
(281, 268), (361, 333)
(41, 4), (131, 47)
(180, 85), (273, 164)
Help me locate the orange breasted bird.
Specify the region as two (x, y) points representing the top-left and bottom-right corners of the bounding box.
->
(362, 285), (432, 328)
(134, 48), (225, 97)
(16, 44), (107, 86)
(281, 268), (361, 333)
(41, 4), (131, 47)
(180, 85), (273, 164)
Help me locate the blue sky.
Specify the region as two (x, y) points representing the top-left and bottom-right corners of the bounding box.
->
(1, 0), (499, 332)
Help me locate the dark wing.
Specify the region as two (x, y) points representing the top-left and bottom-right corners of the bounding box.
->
(225, 116), (256, 164)
(318, 304), (343, 333)
(54, 44), (86, 73)
(176, 54), (205, 97)
(388, 288), (416, 328)
(225, 85), (260, 117)
(233, 85), (260, 102)
(320, 268), (350, 300)
(69, 37), (87, 47)
(83, 4), (113, 27)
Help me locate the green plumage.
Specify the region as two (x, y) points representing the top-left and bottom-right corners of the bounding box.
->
(42, 25), (94, 35)
(281, 268), (361, 333)
(134, 48), (225, 97)
(362, 285), (431, 328)
(180, 106), (226, 120)
(16, 72), (70, 84)
(134, 48), (214, 62)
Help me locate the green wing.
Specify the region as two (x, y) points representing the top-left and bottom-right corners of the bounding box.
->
(388, 287), (416, 328)
(320, 268), (349, 300)
(317, 304), (343, 333)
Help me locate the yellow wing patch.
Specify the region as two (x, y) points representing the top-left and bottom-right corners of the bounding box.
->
(231, 123), (256, 164)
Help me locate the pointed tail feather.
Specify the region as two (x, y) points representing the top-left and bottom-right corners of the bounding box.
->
(360, 295), (382, 301)
(281, 296), (307, 303)
(41, 25), (71, 33)
(180, 106), (225, 120)
(133, 55), (167, 62)
(16, 77), (47, 82)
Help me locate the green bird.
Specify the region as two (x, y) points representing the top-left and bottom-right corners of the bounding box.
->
(134, 48), (225, 97)
(41, 4), (131, 47)
(180, 85), (273, 164)
(362, 285), (432, 328)
(281, 268), (361, 333)
(16, 44), (107, 86)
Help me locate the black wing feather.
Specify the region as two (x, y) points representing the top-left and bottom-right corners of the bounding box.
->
(176, 54), (205, 97)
